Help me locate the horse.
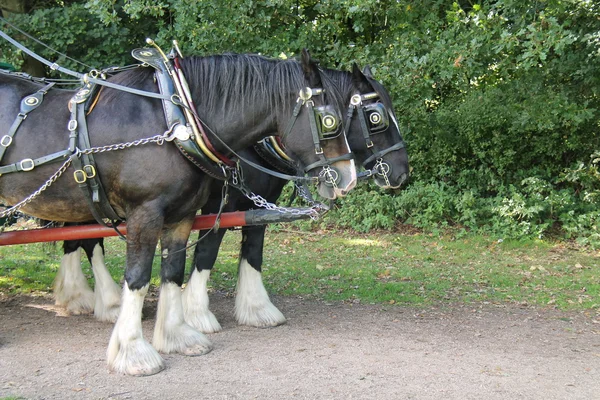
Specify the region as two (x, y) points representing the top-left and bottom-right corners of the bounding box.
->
(186, 64), (409, 331)
(51, 63), (409, 333)
(0, 50), (357, 376)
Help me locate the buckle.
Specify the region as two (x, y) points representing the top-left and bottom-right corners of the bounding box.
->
(1, 135), (12, 147)
(83, 165), (96, 179)
(73, 169), (87, 183)
(68, 119), (78, 131)
(19, 158), (35, 171)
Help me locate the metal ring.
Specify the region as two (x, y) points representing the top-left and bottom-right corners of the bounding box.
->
(323, 115), (336, 129)
(370, 112), (382, 124)
(24, 96), (39, 106)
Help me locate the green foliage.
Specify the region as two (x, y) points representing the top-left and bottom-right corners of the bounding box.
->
(1, 2), (160, 72)
(1, 0), (600, 244)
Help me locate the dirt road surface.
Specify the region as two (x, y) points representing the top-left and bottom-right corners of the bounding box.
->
(1, 294), (599, 399)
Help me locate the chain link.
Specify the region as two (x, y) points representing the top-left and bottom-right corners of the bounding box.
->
(231, 168), (328, 221)
(0, 132), (171, 221)
(0, 156), (73, 219)
(0, 130), (326, 228)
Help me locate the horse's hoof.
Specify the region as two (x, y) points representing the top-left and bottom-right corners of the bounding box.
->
(95, 303), (121, 323)
(126, 362), (166, 377)
(107, 337), (165, 376)
(153, 322), (213, 356)
(184, 309), (222, 334)
(181, 342), (213, 356)
(235, 302), (287, 328)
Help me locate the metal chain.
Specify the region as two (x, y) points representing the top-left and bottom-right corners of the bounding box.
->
(0, 132), (172, 221)
(78, 132), (170, 155)
(0, 156), (73, 219)
(231, 168), (328, 221)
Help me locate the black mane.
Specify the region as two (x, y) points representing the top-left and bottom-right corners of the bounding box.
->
(103, 53), (345, 118)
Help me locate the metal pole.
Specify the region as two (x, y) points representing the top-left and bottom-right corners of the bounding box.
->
(0, 209), (313, 246)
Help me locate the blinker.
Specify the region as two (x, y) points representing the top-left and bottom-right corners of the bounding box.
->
(362, 102), (389, 134)
(314, 105), (342, 140)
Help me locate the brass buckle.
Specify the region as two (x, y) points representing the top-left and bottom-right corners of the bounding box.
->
(83, 165), (96, 179)
(73, 169), (87, 183)
(0, 135), (12, 147)
(19, 158), (35, 171)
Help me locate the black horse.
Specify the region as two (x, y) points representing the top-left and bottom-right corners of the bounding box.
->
(0, 51), (357, 376)
(186, 64), (409, 331)
(51, 64), (409, 333)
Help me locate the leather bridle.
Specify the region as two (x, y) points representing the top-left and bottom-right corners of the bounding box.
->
(345, 92), (406, 185)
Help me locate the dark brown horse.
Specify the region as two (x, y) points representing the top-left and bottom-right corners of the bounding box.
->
(0, 51), (356, 375)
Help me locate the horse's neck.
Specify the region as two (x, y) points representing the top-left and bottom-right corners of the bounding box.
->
(198, 103), (278, 153)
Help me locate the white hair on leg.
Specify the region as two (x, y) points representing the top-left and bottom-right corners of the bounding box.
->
(53, 248), (95, 315)
(107, 283), (164, 376)
(183, 269), (222, 333)
(235, 258), (286, 327)
(90, 244), (121, 322)
(153, 282), (213, 355)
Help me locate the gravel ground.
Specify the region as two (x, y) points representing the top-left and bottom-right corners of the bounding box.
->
(1, 294), (599, 400)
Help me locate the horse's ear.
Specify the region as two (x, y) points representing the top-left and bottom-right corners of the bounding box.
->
(352, 63), (373, 93)
(300, 48), (322, 87)
(362, 65), (374, 78)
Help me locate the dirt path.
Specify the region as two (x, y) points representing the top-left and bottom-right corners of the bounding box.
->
(0, 294), (599, 400)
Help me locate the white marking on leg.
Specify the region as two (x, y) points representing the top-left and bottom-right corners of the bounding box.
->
(107, 283), (164, 376)
(183, 269), (222, 333)
(90, 244), (121, 322)
(153, 282), (212, 355)
(53, 248), (95, 315)
(235, 258), (286, 327)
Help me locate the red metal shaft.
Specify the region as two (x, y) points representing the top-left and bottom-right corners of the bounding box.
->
(0, 212), (247, 246)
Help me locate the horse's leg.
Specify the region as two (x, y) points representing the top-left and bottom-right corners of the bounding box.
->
(80, 238), (121, 322)
(53, 241), (95, 315)
(182, 228), (226, 333)
(235, 225), (286, 327)
(107, 207), (165, 376)
(153, 216), (212, 355)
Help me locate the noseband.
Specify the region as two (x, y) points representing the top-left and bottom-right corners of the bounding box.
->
(283, 87), (354, 188)
(346, 92), (406, 185)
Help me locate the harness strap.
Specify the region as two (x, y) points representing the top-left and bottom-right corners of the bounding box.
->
(238, 156), (319, 183)
(253, 138), (297, 175)
(363, 140), (406, 166)
(0, 30), (173, 102)
(0, 149), (71, 175)
(0, 82), (55, 165)
(303, 152), (355, 173)
(69, 94), (124, 230)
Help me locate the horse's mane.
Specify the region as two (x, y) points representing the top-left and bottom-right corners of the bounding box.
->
(320, 68), (354, 105)
(103, 53), (345, 117)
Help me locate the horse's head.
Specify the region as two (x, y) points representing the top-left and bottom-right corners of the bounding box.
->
(277, 50), (357, 200)
(345, 64), (409, 189)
